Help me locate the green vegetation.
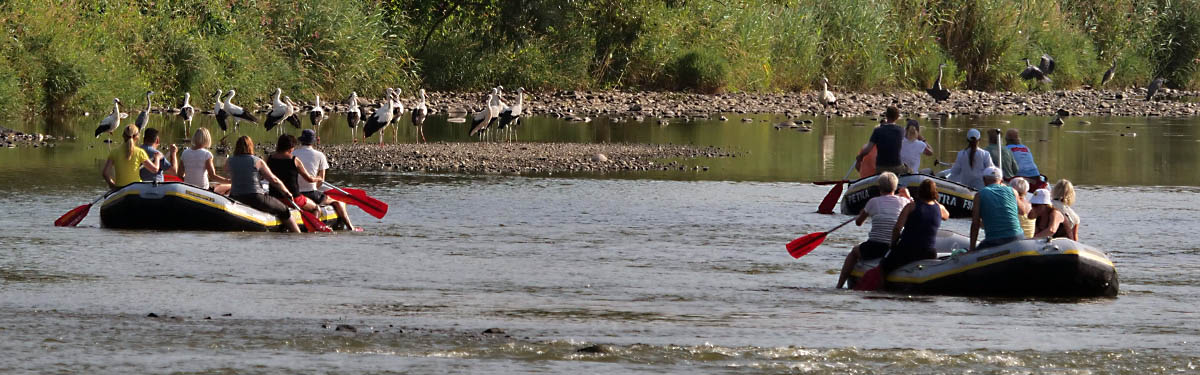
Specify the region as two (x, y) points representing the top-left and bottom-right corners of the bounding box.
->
(1, 0), (1199, 119)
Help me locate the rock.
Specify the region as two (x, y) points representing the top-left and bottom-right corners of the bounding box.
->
(335, 324), (357, 332)
(592, 153), (608, 162)
(147, 313), (159, 318)
(482, 328), (506, 334)
(576, 344), (610, 354)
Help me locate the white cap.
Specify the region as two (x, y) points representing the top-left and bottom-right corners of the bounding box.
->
(1030, 188), (1052, 205)
(967, 128), (981, 141)
(983, 166), (1002, 180)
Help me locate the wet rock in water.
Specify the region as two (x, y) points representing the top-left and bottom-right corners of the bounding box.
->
(335, 324), (357, 332)
(576, 344), (611, 354)
(146, 313), (159, 318)
(718, 116), (728, 121)
(482, 328), (506, 334)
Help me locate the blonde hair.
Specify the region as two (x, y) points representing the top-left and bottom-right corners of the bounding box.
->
(1052, 179), (1076, 206)
(122, 124), (140, 160)
(1009, 177), (1030, 196)
(877, 171), (899, 194)
(192, 128), (212, 149)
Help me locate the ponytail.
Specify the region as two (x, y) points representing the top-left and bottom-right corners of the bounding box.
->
(123, 125), (140, 160)
(965, 139), (978, 168)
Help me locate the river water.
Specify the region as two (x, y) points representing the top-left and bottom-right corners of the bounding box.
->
(1, 112), (1198, 373)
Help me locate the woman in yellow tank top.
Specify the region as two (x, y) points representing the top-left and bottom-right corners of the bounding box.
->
(101, 124), (159, 189)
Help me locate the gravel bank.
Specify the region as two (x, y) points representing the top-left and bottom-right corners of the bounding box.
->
(320, 142), (734, 175)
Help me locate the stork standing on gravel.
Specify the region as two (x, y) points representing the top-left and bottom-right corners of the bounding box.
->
(926, 64), (951, 102)
(388, 88), (405, 142)
(309, 95), (325, 128)
(469, 87), (502, 138)
(95, 98), (126, 139)
(134, 91), (153, 130)
(363, 88), (396, 145)
(819, 77), (837, 115)
(498, 87), (524, 141)
(264, 88), (290, 131)
(411, 89), (428, 143)
(346, 92), (361, 142)
(178, 92), (195, 129)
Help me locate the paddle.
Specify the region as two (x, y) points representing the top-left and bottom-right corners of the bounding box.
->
(817, 163), (857, 214)
(55, 194), (107, 227)
(163, 174), (182, 182)
(288, 199), (332, 233)
(786, 216), (857, 258)
(323, 182), (388, 219)
(853, 266), (885, 291)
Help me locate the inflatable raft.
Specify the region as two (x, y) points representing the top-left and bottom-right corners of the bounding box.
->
(99, 182), (342, 232)
(847, 233), (1119, 298)
(841, 173), (976, 218)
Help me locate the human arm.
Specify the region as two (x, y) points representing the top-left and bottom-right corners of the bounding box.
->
(142, 154), (159, 174)
(164, 144), (179, 176)
(1033, 211), (1064, 238)
(101, 159), (116, 189)
(939, 203), (950, 220)
(969, 195), (982, 252)
(923, 142), (934, 156)
(891, 203), (914, 247)
(294, 157), (323, 184)
(854, 209), (870, 226)
(1070, 218), (1080, 241)
(206, 158), (231, 184)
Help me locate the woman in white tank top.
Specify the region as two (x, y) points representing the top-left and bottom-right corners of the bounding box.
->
(178, 128), (231, 194)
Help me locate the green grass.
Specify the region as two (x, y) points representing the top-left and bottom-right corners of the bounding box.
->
(1, 0), (1198, 120)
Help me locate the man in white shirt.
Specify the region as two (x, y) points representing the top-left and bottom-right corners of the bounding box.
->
(295, 130), (357, 231)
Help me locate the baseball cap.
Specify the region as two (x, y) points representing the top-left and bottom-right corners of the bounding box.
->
(299, 129), (316, 145)
(1030, 188), (1052, 205)
(983, 166), (1002, 180)
(966, 128), (981, 141)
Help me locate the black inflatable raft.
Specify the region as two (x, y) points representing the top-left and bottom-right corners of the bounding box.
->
(99, 182), (341, 232)
(847, 234), (1119, 298)
(841, 173), (976, 218)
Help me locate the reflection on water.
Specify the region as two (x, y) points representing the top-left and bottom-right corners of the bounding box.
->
(3, 111), (1199, 188)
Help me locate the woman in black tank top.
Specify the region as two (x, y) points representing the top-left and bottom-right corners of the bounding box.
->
(267, 134), (324, 216)
(883, 180), (950, 274)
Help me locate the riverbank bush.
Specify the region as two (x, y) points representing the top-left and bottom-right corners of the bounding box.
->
(0, 0), (1197, 120)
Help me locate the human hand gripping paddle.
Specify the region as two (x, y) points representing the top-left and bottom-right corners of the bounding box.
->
(322, 182), (388, 219)
(816, 163), (858, 214)
(287, 199), (332, 233)
(786, 216), (857, 258)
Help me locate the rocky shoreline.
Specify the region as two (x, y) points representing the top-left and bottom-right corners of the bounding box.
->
(319, 142), (734, 175)
(0, 126), (58, 148)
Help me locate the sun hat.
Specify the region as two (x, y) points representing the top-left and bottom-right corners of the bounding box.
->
(967, 128), (981, 141)
(299, 129), (317, 145)
(983, 166), (1002, 180)
(1030, 188), (1052, 205)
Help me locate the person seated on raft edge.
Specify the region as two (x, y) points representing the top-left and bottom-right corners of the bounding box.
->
(900, 119), (934, 175)
(266, 134), (324, 220)
(225, 135), (302, 233)
(1031, 180), (1081, 241)
(984, 128), (1017, 180)
(179, 128), (232, 195)
(139, 127), (179, 182)
(1005, 129), (1044, 186)
(882, 179), (950, 275)
(837, 172), (911, 289)
(855, 106), (910, 177)
(1009, 177), (1035, 238)
(294, 129), (357, 231)
(102, 124), (159, 190)
(948, 128), (995, 190)
(1052, 179), (1080, 241)
(969, 166), (1024, 252)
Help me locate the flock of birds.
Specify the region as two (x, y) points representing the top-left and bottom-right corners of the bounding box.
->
(93, 86), (527, 145)
(817, 54), (1167, 113)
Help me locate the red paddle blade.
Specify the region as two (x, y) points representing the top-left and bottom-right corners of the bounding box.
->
(297, 209), (332, 233)
(326, 189), (387, 219)
(55, 203), (93, 227)
(817, 183), (844, 214)
(786, 232), (828, 258)
(163, 174), (183, 182)
(854, 266), (884, 291)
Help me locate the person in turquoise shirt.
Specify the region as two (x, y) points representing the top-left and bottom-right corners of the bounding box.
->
(969, 166), (1023, 251)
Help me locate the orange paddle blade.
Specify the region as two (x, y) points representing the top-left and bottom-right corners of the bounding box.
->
(54, 203), (93, 227)
(786, 232), (829, 258)
(854, 266), (884, 291)
(817, 182), (844, 214)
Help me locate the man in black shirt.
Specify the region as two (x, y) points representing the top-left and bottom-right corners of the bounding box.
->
(855, 106), (910, 176)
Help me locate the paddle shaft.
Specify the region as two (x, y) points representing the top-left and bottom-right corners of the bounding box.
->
(828, 216), (857, 233)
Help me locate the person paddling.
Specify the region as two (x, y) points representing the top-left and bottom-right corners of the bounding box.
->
(266, 134), (324, 218)
(855, 106), (909, 176)
(294, 130), (357, 231)
(837, 172), (910, 288)
(226, 136), (301, 233)
(102, 124), (159, 190)
(969, 166), (1023, 251)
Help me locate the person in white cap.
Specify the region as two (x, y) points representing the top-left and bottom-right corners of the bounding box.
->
(1027, 188), (1069, 239)
(969, 166), (1023, 251)
(947, 128), (995, 190)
